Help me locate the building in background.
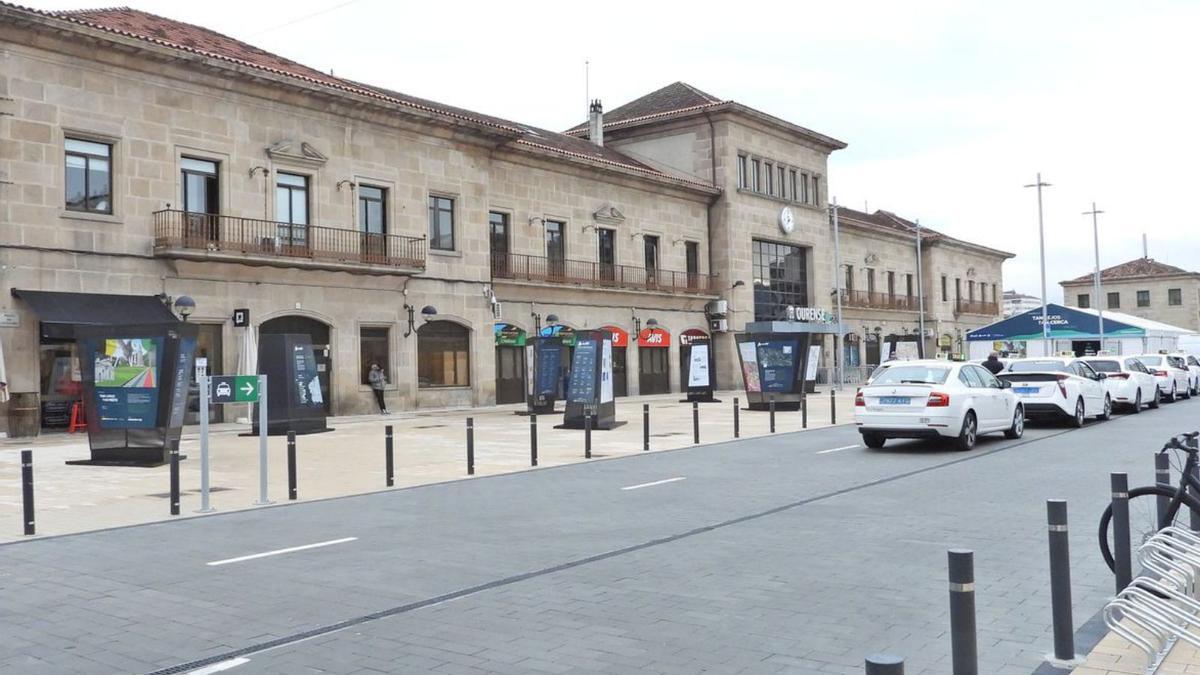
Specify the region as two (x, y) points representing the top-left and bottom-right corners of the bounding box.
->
(1060, 257), (1200, 332)
(1002, 290), (1042, 317)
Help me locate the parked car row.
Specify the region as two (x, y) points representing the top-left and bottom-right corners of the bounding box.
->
(853, 352), (1199, 451)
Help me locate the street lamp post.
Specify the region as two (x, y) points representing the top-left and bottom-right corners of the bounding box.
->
(1024, 173), (1052, 353)
(831, 198), (844, 389)
(1084, 202), (1105, 351)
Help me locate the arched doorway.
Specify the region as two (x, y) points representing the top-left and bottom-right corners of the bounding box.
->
(260, 315), (333, 414)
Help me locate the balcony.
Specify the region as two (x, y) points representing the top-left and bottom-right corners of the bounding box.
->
(840, 290), (924, 311)
(955, 299), (1000, 316)
(490, 252), (716, 295)
(153, 210), (426, 274)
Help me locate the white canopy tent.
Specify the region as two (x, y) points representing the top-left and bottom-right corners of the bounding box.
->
(1073, 308), (1192, 355)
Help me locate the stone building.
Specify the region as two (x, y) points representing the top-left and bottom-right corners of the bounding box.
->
(0, 5), (1012, 434)
(1061, 257), (1200, 332)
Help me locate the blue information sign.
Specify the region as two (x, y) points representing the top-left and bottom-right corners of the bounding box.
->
(756, 339), (799, 393)
(535, 341), (563, 397)
(567, 339), (598, 403)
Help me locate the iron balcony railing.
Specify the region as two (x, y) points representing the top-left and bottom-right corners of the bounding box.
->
(153, 210), (426, 270)
(955, 299), (1001, 316)
(840, 290), (925, 311)
(490, 251), (716, 295)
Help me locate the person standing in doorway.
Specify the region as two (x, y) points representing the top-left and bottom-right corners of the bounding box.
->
(368, 362), (388, 414)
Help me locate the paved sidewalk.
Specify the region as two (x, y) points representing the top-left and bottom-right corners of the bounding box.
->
(1070, 624), (1199, 674)
(0, 389), (854, 542)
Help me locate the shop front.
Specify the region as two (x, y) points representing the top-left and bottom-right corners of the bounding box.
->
(637, 326), (671, 395)
(494, 323), (527, 404)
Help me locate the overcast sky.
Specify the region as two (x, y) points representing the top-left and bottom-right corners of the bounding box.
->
(26, 0), (1200, 301)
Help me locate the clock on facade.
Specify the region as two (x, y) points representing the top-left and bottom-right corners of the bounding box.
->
(778, 206), (795, 234)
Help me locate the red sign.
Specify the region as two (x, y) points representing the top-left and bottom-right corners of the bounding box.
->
(600, 325), (630, 348)
(637, 327), (670, 348)
(679, 328), (710, 346)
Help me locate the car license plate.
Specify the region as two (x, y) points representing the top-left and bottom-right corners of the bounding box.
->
(1013, 386), (1039, 395)
(880, 396), (910, 405)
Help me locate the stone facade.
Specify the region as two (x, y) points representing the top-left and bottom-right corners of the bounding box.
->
(1062, 269), (1200, 332)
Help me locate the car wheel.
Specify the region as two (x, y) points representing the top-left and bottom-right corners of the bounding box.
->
(1169, 383), (1178, 403)
(1098, 395), (1112, 421)
(1070, 398), (1085, 428)
(1150, 386), (1162, 409)
(1004, 406), (1024, 439)
(1131, 389), (1142, 414)
(954, 411), (977, 451)
(861, 432), (886, 449)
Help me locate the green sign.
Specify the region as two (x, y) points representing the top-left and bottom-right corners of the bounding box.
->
(494, 323), (526, 347)
(211, 375), (260, 403)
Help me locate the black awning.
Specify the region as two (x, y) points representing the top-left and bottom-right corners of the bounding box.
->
(11, 289), (180, 340)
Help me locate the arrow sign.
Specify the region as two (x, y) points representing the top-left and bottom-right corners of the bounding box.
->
(240, 380), (256, 398)
(211, 375), (261, 403)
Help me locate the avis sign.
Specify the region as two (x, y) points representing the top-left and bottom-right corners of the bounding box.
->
(210, 375), (260, 403)
(637, 327), (670, 348)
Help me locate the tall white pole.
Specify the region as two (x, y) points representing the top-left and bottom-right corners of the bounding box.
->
(1084, 202), (1105, 351)
(1025, 173), (1052, 354)
(831, 198), (844, 390)
(916, 218), (926, 358)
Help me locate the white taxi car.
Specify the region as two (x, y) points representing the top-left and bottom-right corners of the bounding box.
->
(997, 357), (1111, 427)
(1080, 355), (1158, 413)
(1133, 354), (1191, 403)
(1177, 353), (1200, 396)
(854, 360), (1023, 451)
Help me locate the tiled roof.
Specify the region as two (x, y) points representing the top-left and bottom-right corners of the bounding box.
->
(836, 207), (1014, 258)
(565, 82), (724, 134)
(15, 5), (717, 192)
(1063, 257), (1195, 284)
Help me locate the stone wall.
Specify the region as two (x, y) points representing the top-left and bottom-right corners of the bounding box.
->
(1062, 277), (1200, 332)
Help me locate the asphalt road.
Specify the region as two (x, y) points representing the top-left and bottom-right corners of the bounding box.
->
(1, 398), (1195, 674)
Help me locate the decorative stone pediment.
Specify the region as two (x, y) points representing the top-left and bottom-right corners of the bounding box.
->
(266, 139), (328, 167)
(593, 205), (625, 226)
(864, 253), (879, 265)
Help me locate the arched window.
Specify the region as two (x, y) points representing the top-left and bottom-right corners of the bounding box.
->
(417, 321), (470, 388)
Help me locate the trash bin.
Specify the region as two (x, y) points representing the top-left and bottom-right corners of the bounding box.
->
(8, 392), (39, 438)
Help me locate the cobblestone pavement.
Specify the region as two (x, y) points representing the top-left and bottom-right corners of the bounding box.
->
(1, 395), (1195, 674)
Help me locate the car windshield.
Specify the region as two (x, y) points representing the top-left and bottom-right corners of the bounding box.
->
(1087, 360), (1121, 373)
(1137, 356), (1163, 366)
(1008, 360), (1068, 373)
(871, 365), (951, 385)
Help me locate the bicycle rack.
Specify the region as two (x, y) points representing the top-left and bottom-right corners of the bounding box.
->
(1104, 526), (1200, 673)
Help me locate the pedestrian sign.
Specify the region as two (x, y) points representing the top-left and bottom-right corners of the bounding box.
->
(210, 375), (260, 403)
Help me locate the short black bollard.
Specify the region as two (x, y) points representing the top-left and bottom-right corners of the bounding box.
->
(865, 654), (904, 675)
(21, 449), (35, 536)
(287, 430), (297, 501)
(643, 404), (650, 451)
(733, 397), (740, 438)
(1111, 473), (1132, 592)
(948, 549), (978, 675)
(769, 396), (776, 433)
(830, 388), (837, 425)
(801, 395), (808, 429)
(1046, 500), (1081, 666)
(385, 425), (395, 487)
(467, 417), (475, 475)
(1155, 452), (1170, 528)
(584, 413), (592, 459)
(169, 440), (181, 516)
(692, 401), (700, 445)
(530, 413), (539, 467)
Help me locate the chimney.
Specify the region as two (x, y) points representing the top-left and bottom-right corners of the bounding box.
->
(588, 99), (604, 147)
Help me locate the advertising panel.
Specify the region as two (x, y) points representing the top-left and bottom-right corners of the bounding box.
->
(600, 339), (614, 403)
(756, 339), (798, 392)
(88, 337), (164, 429)
(567, 338), (599, 403)
(738, 342), (761, 392)
(805, 345), (821, 381)
(535, 341), (563, 397)
(688, 343), (710, 387)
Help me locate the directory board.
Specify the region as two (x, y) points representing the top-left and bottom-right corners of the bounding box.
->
(567, 338), (598, 403)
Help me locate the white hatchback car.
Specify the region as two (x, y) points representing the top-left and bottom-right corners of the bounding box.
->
(854, 360), (1023, 451)
(1133, 354), (1191, 403)
(997, 357), (1111, 427)
(1080, 356), (1159, 413)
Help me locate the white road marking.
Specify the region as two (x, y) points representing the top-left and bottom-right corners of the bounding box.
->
(817, 444), (861, 455)
(206, 537), (357, 567)
(621, 477), (687, 491)
(189, 657), (250, 674)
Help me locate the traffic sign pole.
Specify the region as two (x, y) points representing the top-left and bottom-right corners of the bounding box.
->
(197, 375), (215, 513)
(254, 374), (272, 505)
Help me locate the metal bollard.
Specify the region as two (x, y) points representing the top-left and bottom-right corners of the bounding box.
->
(385, 425), (394, 487)
(1155, 452), (1170, 528)
(830, 388), (837, 425)
(643, 404), (649, 451)
(584, 414), (592, 459)
(169, 440), (181, 516)
(865, 654), (904, 675)
(287, 430), (297, 501)
(733, 397), (740, 438)
(802, 395), (808, 429)
(692, 401), (699, 445)
(467, 417), (475, 475)
(1111, 473), (1132, 592)
(948, 549), (978, 675)
(21, 449), (34, 536)
(769, 396), (776, 433)
(530, 413), (539, 467)
(1046, 500), (1081, 666)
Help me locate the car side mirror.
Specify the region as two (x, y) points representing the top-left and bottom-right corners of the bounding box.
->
(999, 380), (1012, 389)
(1096, 372), (1107, 380)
